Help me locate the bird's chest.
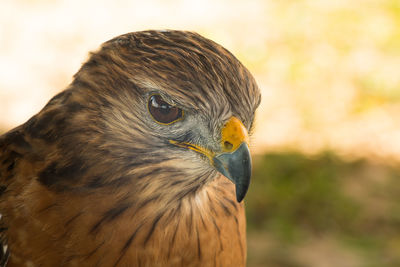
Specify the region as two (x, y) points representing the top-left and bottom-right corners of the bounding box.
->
(107, 193), (247, 267)
(5, 182), (246, 267)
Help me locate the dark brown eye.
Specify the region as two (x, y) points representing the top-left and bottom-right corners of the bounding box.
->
(148, 95), (183, 124)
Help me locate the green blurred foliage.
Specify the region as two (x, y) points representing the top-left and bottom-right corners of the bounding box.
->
(246, 152), (400, 267)
(247, 152), (360, 239)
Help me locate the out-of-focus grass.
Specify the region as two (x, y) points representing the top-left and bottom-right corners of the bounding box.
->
(247, 152), (400, 267)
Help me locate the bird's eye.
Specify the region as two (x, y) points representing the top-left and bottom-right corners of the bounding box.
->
(148, 95), (183, 125)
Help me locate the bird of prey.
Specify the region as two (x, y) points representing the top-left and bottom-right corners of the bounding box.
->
(0, 30), (261, 266)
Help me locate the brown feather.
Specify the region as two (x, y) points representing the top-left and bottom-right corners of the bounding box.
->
(0, 30), (260, 266)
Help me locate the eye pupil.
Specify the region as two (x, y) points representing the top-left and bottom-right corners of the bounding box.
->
(148, 95), (183, 124)
(160, 104), (170, 114)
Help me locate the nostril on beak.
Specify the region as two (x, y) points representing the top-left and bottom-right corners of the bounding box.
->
(224, 141), (233, 151)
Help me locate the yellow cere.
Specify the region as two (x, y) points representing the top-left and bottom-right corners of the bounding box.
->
(221, 116), (249, 152)
(170, 116), (249, 159)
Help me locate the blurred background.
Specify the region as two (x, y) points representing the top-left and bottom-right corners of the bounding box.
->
(1, 0), (400, 266)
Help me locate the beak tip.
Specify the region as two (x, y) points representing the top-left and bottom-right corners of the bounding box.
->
(235, 182), (250, 203)
(236, 194), (244, 203)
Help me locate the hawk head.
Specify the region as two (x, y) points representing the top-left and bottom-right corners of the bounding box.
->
(29, 30), (261, 203)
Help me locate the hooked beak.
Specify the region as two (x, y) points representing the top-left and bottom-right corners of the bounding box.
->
(170, 116), (252, 202)
(213, 142), (251, 202)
